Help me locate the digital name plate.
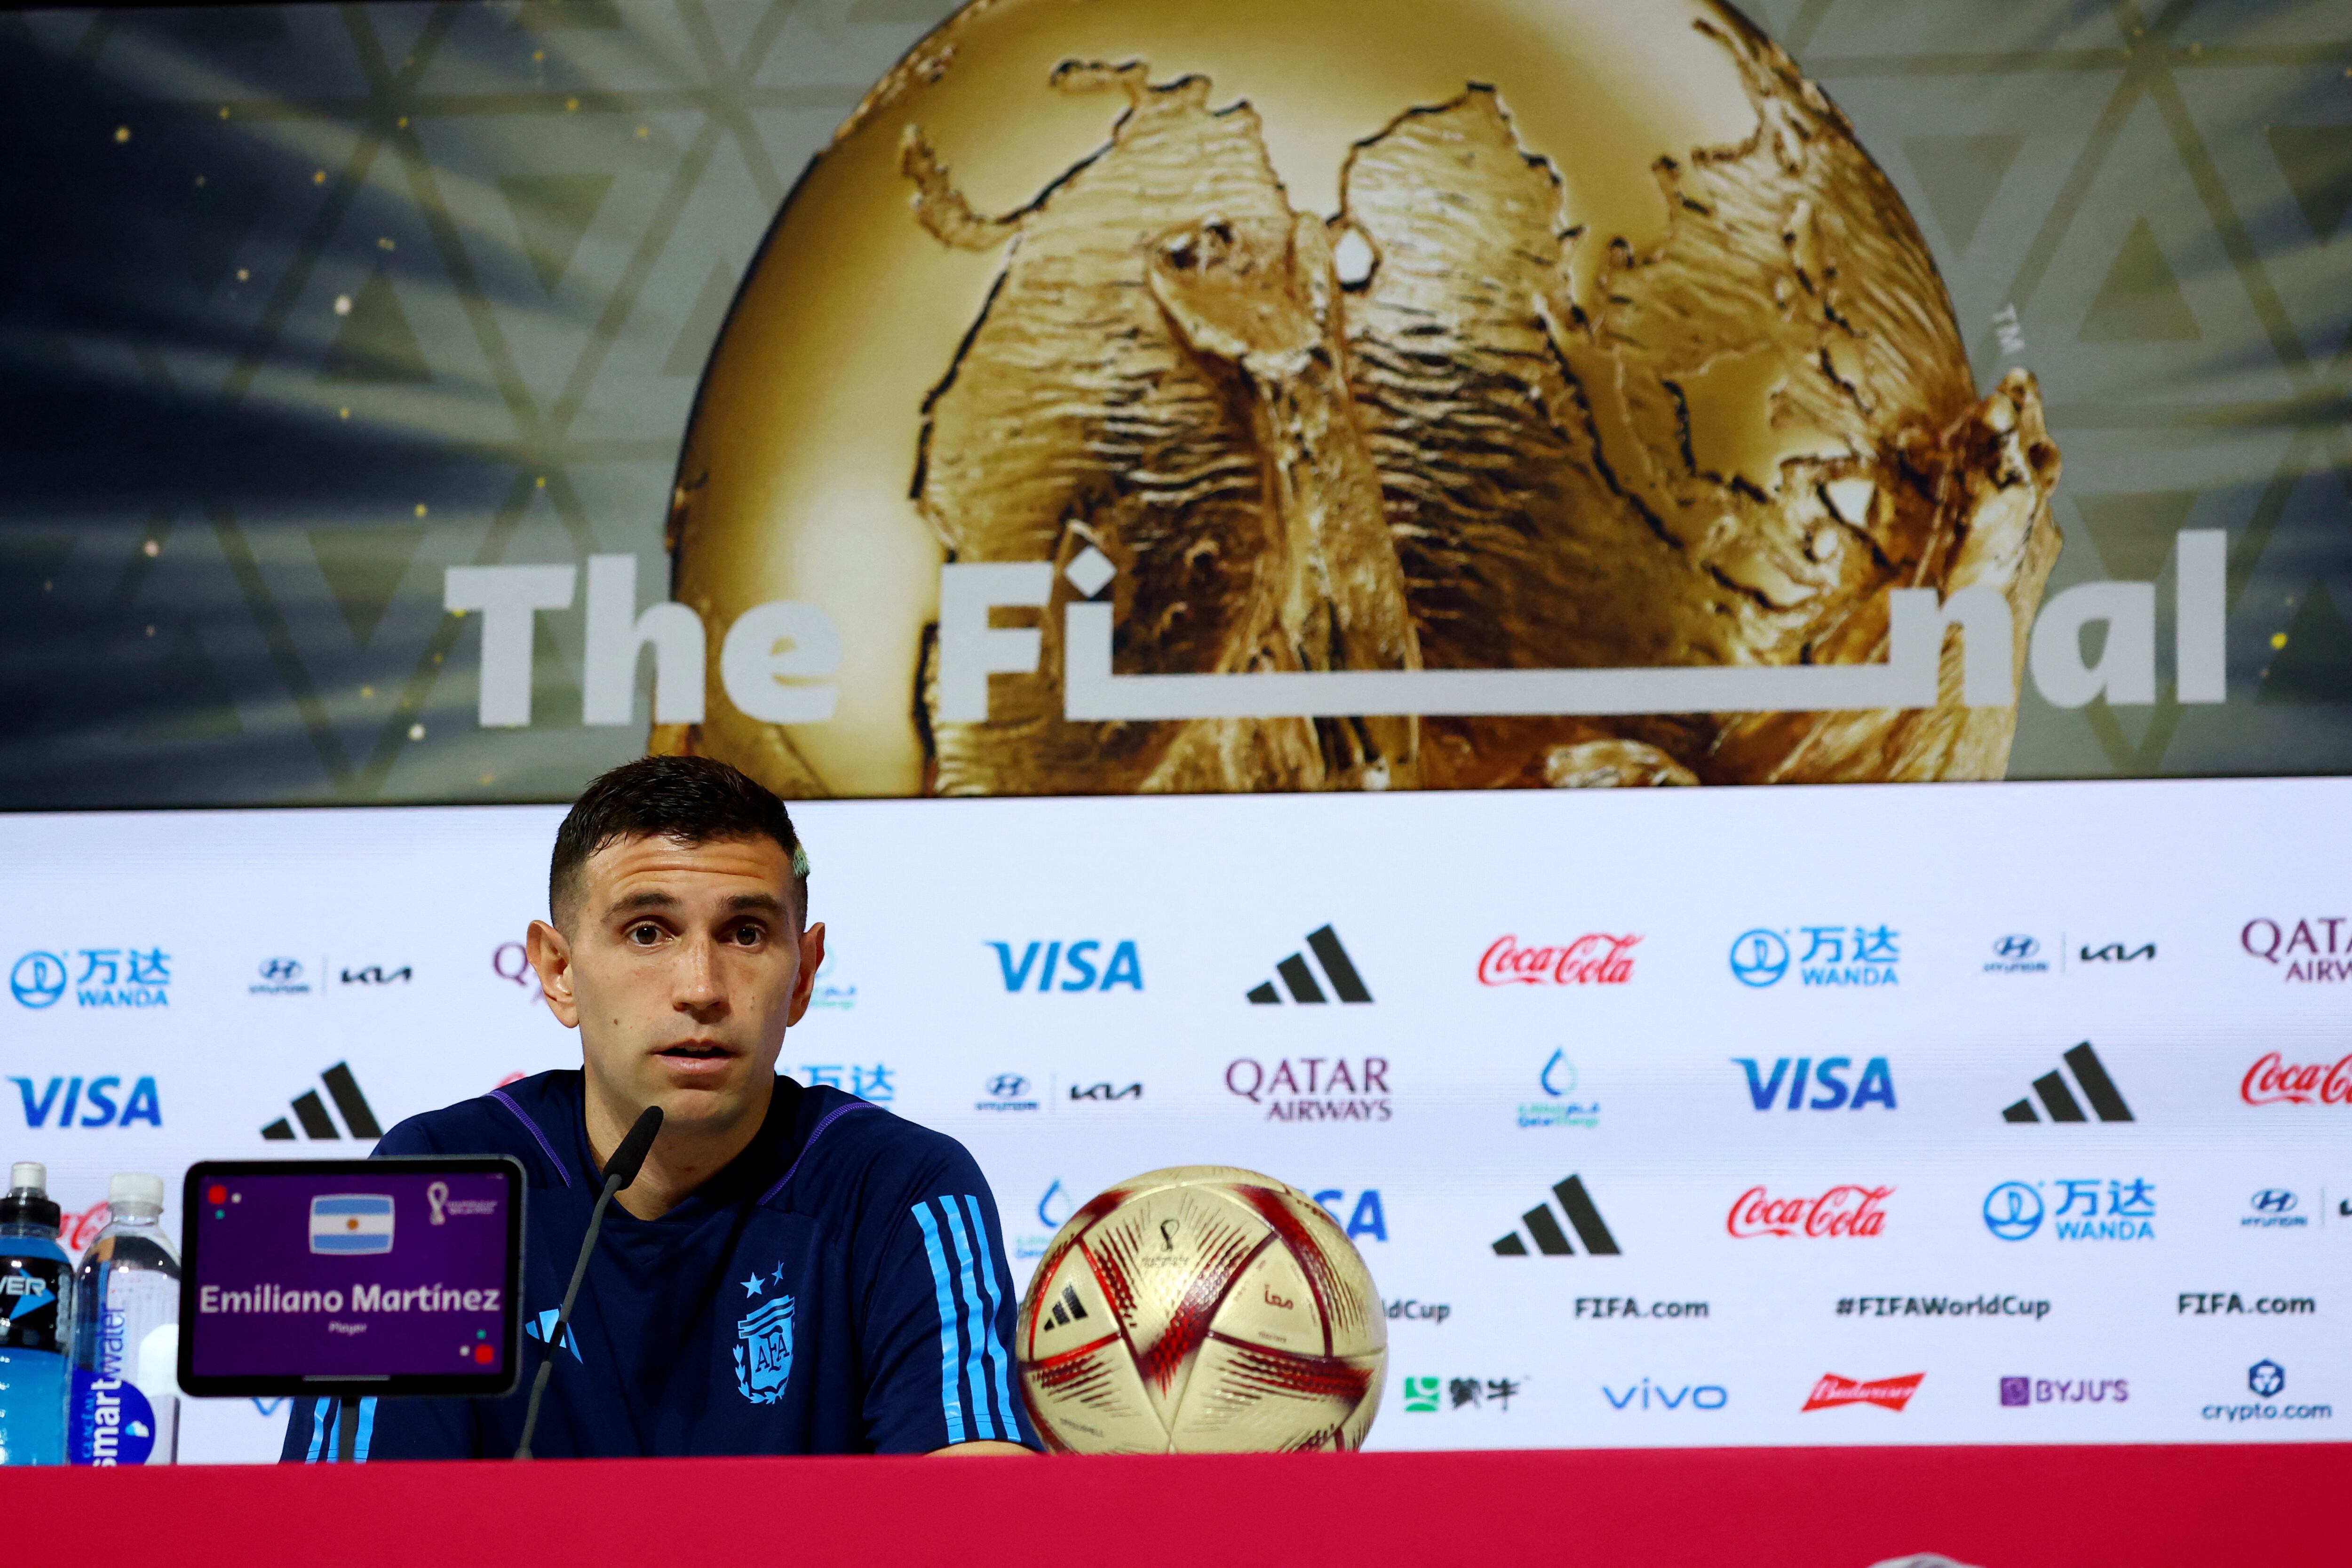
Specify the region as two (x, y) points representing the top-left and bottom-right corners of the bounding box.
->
(178, 1158), (524, 1399)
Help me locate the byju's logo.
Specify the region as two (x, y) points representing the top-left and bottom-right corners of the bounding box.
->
(10, 948), (171, 1010)
(975, 1075), (1039, 1113)
(1981, 1178), (2155, 1242)
(251, 958), (310, 996)
(1729, 926), (1899, 988)
(2241, 1052), (2352, 1107)
(2001, 1042), (2133, 1123)
(1727, 1185), (1891, 1240)
(261, 1064), (383, 1142)
(1518, 1049), (1598, 1130)
(1734, 1057), (1896, 1111)
(2001, 1376), (2127, 1407)
(1603, 1379), (1726, 1412)
(1311, 1189), (1389, 1242)
(1246, 925), (1370, 1005)
(2242, 919), (2352, 983)
(2245, 1190), (2308, 1229)
(1986, 935), (2049, 975)
(988, 940), (1142, 993)
(1803, 1373), (1923, 1413)
(1224, 1058), (1390, 1122)
(1492, 1176), (1620, 1257)
(8, 1076), (163, 1129)
(1477, 935), (1638, 987)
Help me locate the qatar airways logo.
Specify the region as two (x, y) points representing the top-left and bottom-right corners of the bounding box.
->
(2242, 919), (2352, 983)
(2242, 1052), (2352, 1107)
(1477, 935), (1638, 987)
(1727, 1185), (1892, 1240)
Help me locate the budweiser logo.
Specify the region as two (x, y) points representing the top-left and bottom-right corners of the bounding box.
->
(1478, 934), (1639, 987)
(1727, 1184), (1892, 1239)
(2242, 1051), (2352, 1106)
(1803, 1373), (1924, 1413)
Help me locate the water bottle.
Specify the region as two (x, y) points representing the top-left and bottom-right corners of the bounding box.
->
(0, 1162), (70, 1465)
(69, 1173), (178, 1466)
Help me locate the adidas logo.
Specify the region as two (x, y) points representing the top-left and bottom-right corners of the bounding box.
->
(1247, 924), (1372, 1005)
(1040, 1283), (1090, 1331)
(1493, 1175), (1621, 1257)
(2002, 1043), (2133, 1123)
(262, 1062), (383, 1141)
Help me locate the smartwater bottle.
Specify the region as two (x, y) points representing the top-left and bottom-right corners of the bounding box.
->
(69, 1173), (179, 1465)
(0, 1162), (70, 1465)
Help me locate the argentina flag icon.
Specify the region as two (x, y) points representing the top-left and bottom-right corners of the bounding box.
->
(732, 1295), (794, 1404)
(309, 1194), (396, 1255)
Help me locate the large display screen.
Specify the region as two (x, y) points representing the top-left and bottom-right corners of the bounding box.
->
(179, 1159), (522, 1397)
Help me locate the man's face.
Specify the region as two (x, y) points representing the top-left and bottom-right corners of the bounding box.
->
(526, 833), (824, 1139)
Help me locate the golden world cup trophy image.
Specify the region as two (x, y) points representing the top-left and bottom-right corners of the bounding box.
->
(654, 0), (2062, 798)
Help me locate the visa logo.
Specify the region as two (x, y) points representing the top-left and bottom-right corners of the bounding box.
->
(1734, 1058), (1897, 1111)
(987, 941), (1143, 993)
(1311, 1189), (1389, 1242)
(9, 1076), (163, 1128)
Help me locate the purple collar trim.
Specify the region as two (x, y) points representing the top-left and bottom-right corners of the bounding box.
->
(759, 1102), (876, 1206)
(489, 1089), (574, 1188)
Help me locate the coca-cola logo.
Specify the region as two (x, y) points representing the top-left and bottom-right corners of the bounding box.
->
(1727, 1184), (1892, 1239)
(60, 1200), (109, 1257)
(2241, 1051), (2352, 1106)
(1478, 934), (1639, 987)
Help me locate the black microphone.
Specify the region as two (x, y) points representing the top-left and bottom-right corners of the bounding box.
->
(515, 1105), (662, 1459)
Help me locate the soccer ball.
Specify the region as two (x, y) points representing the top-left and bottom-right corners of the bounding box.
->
(1016, 1166), (1386, 1452)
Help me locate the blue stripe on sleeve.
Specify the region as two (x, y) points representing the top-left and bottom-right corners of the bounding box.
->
(304, 1399), (329, 1463)
(355, 1396), (376, 1462)
(939, 1199), (998, 1441)
(960, 1193), (1021, 1441)
(910, 1200), (967, 1446)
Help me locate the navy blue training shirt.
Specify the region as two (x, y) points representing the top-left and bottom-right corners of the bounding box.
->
(280, 1069), (1036, 1460)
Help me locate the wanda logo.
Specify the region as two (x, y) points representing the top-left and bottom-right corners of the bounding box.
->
(2242, 1052), (2352, 1106)
(1727, 1185), (1892, 1239)
(1478, 934), (1639, 987)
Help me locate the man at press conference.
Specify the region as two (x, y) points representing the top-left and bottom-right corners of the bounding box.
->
(282, 756), (1038, 1460)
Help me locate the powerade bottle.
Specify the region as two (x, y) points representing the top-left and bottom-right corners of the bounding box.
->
(70, 1173), (178, 1465)
(0, 1162), (70, 1465)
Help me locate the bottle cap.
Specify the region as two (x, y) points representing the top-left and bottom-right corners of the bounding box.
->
(9, 1162), (44, 1193)
(107, 1173), (165, 1210)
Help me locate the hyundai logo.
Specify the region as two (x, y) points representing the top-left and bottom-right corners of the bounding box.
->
(259, 957), (303, 983)
(1991, 935), (2039, 960)
(1728, 930), (1790, 988)
(2250, 1189), (2298, 1215)
(1982, 1181), (2044, 1242)
(9, 952), (67, 1010)
(985, 1074), (1030, 1099)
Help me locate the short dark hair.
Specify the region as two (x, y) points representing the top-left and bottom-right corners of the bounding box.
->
(549, 756), (808, 930)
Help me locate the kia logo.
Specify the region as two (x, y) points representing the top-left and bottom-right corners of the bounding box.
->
(259, 957), (302, 983)
(1992, 935), (2039, 960)
(2251, 1189), (2297, 1214)
(985, 1074), (1030, 1099)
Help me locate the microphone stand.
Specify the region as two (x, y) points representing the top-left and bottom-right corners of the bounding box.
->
(515, 1104), (662, 1460)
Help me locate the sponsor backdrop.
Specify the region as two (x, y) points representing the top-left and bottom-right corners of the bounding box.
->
(5, 777), (2349, 1461)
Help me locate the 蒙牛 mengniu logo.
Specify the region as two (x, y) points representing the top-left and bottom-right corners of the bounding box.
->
(9, 1076), (162, 1129)
(1729, 927), (1899, 988)
(10, 949), (171, 1010)
(987, 940), (1141, 992)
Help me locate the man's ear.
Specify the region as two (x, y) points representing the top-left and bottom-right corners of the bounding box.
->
(526, 918), (580, 1028)
(786, 921), (826, 1028)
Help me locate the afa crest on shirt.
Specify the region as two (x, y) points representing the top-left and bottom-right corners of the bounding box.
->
(734, 1294), (796, 1405)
